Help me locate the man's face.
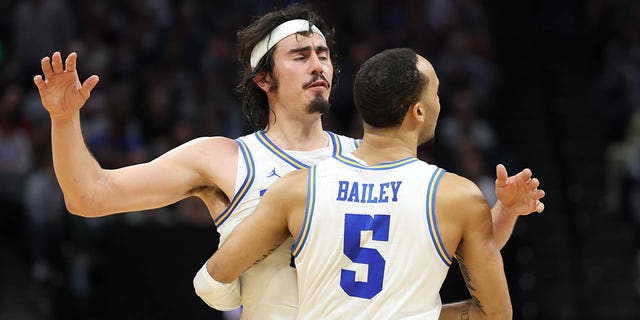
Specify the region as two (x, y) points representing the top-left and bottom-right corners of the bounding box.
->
(268, 32), (333, 115)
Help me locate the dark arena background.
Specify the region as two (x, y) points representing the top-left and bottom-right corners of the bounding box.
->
(1, 0), (639, 319)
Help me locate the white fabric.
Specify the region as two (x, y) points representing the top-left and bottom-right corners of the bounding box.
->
(295, 155), (450, 319)
(250, 19), (325, 68)
(216, 131), (358, 320)
(193, 262), (242, 311)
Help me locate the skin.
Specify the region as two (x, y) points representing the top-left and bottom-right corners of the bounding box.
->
(33, 34), (543, 241)
(207, 55), (512, 319)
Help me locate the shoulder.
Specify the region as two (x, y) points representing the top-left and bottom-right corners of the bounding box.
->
(181, 136), (239, 154)
(162, 136), (240, 195)
(267, 168), (309, 198)
(436, 172), (491, 225)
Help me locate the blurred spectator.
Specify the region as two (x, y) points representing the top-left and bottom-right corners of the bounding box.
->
(454, 138), (497, 205)
(438, 86), (498, 160)
(12, 0), (74, 77)
(0, 84), (32, 208)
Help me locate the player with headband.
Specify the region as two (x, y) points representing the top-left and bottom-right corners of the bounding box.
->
(33, 3), (544, 319)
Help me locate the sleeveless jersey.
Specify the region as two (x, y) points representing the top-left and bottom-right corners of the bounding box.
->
(215, 130), (359, 320)
(292, 154), (452, 320)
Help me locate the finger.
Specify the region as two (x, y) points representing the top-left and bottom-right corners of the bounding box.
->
(33, 75), (44, 90)
(516, 168), (533, 182)
(536, 201), (545, 213)
(528, 177), (540, 189)
(79, 75), (100, 99)
(533, 189), (545, 200)
(495, 164), (508, 185)
(65, 52), (77, 72)
(52, 51), (63, 73)
(41, 56), (53, 79)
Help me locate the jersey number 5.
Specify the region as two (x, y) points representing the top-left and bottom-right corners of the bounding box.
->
(340, 214), (390, 299)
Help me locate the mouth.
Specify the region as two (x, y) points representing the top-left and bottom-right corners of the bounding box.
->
(303, 74), (330, 90)
(305, 80), (330, 89)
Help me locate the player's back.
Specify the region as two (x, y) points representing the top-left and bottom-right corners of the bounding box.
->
(292, 154), (452, 320)
(216, 131), (359, 319)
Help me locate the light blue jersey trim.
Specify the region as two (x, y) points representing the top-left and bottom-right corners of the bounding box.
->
(426, 168), (452, 266)
(292, 166), (316, 257)
(255, 131), (308, 169)
(334, 153), (419, 170)
(214, 139), (255, 227)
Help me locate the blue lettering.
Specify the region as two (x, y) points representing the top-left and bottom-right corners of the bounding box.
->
(337, 181), (349, 201)
(378, 183), (389, 203)
(390, 181), (402, 201)
(366, 184), (379, 203)
(360, 183), (368, 203)
(347, 182), (360, 202)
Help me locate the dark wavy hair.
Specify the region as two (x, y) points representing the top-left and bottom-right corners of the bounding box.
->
(353, 48), (428, 128)
(235, 3), (338, 131)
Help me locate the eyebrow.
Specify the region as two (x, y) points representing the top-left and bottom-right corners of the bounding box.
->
(287, 45), (329, 55)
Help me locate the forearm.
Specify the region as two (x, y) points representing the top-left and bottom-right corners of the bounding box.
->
(51, 112), (104, 214)
(440, 300), (511, 320)
(491, 201), (518, 249)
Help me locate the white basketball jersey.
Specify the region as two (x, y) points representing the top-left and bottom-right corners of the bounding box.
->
(292, 154), (452, 320)
(215, 131), (359, 320)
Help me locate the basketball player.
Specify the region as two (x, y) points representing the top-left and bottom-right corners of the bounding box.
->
(34, 4), (538, 319)
(202, 48), (511, 319)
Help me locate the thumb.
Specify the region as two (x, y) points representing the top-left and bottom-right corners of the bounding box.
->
(79, 75), (100, 100)
(496, 164), (508, 186)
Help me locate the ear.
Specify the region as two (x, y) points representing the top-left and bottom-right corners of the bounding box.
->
(253, 72), (272, 93)
(409, 102), (425, 123)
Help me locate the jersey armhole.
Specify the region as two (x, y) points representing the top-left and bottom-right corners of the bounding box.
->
(425, 168), (453, 266)
(214, 139), (255, 227)
(291, 165), (316, 258)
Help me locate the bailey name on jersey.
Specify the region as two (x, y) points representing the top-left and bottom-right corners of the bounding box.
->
(336, 180), (403, 203)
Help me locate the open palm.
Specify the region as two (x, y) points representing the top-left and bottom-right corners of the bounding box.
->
(33, 52), (99, 119)
(495, 164), (545, 215)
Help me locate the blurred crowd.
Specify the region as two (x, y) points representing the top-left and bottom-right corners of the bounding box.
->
(597, 0), (640, 292)
(0, 0), (638, 319)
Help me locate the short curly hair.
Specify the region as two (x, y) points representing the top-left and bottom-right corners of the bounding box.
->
(353, 48), (428, 128)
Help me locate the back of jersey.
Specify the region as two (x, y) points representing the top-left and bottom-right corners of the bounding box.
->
(292, 155), (452, 320)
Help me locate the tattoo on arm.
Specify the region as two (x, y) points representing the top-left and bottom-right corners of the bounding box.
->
(252, 241), (283, 266)
(461, 300), (471, 320)
(456, 252), (486, 315)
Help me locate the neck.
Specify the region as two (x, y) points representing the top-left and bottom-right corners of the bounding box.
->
(352, 126), (418, 165)
(263, 113), (327, 151)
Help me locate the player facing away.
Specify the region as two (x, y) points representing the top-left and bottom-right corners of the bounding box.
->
(34, 3), (539, 319)
(201, 48), (512, 319)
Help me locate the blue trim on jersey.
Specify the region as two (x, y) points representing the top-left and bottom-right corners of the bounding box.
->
(426, 168), (452, 266)
(327, 131), (343, 157)
(292, 166), (316, 257)
(214, 139), (255, 227)
(255, 131), (308, 169)
(354, 139), (362, 149)
(334, 154), (419, 170)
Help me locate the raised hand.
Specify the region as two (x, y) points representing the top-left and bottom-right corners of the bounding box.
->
(33, 52), (100, 119)
(495, 164), (545, 216)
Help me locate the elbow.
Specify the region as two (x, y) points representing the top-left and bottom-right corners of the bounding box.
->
(64, 196), (104, 217)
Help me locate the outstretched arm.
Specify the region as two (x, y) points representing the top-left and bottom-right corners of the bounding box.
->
(34, 52), (237, 217)
(491, 164), (545, 248)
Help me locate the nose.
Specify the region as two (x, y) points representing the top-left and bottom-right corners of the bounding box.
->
(308, 53), (324, 75)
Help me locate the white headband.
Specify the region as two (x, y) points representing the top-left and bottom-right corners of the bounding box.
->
(250, 19), (325, 68)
